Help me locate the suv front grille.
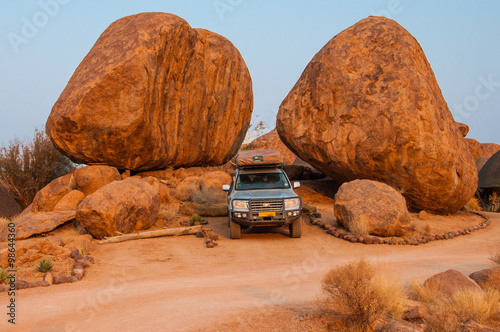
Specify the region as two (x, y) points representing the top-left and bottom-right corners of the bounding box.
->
(250, 199), (283, 212)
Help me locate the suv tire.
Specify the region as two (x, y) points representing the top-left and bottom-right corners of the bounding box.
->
(229, 216), (241, 239)
(289, 218), (302, 238)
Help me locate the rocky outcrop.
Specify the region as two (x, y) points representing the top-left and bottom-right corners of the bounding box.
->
(0, 211), (76, 241)
(482, 143), (500, 159)
(277, 16), (477, 215)
(469, 268), (500, 291)
(46, 12), (253, 171)
(455, 122), (469, 137)
(76, 178), (160, 239)
(465, 138), (484, 159)
(423, 269), (483, 297)
(53, 190), (85, 211)
(74, 166), (121, 196)
(248, 129), (297, 165)
(32, 173), (75, 212)
(334, 179), (410, 237)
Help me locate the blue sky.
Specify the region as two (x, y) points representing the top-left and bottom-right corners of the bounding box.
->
(1, 0), (499, 147)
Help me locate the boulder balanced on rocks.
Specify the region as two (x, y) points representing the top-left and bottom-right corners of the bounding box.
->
(46, 12), (253, 171)
(76, 177), (160, 239)
(334, 179), (410, 237)
(277, 16), (477, 215)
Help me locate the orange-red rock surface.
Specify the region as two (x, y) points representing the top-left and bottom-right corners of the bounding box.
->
(47, 12), (253, 171)
(277, 16), (477, 214)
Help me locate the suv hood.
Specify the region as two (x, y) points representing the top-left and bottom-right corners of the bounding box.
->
(231, 188), (299, 200)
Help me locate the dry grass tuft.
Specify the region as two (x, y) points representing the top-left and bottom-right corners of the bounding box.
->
(409, 280), (500, 331)
(321, 258), (405, 331)
(345, 217), (371, 237)
(155, 206), (176, 228)
(0, 217), (11, 232)
(490, 244), (500, 267)
(465, 197), (482, 211)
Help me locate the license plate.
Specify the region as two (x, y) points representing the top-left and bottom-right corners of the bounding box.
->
(259, 212), (276, 217)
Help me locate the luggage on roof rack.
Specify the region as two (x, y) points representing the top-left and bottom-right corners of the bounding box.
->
(235, 149), (283, 168)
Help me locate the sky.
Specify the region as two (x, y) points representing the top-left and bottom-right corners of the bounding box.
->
(1, 0), (499, 147)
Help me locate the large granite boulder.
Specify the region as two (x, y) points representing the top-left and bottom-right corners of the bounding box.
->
(334, 179), (410, 237)
(424, 269), (483, 298)
(0, 211), (76, 241)
(469, 268), (500, 291)
(465, 138), (483, 159)
(76, 177), (160, 239)
(32, 173), (75, 212)
(277, 16), (477, 215)
(482, 143), (500, 159)
(46, 12), (253, 171)
(74, 165), (121, 196)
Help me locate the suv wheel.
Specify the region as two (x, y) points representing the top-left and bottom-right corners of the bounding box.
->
(229, 215), (241, 239)
(289, 218), (302, 238)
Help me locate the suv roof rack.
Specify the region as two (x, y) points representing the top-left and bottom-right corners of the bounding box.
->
(237, 163), (283, 170)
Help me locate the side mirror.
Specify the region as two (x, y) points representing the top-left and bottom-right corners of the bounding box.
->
(293, 182), (301, 189)
(222, 184), (230, 191)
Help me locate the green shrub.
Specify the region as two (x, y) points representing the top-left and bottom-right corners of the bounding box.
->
(0, 129), (76, 208)
(0, 268), (9, 284)
(190, 214), (202, 224)
(37, 258), (54, 273)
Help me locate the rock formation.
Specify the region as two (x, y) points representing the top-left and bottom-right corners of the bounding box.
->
(277, 16), (477, 214)
(248, 129), (297, 165)
(334, 179), (410, 237)
(46, 12), (253, 171)
(76, 178), (160, 239)
(423, 269), (483, 297)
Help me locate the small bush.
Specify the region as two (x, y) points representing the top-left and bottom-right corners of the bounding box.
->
(0, 268), (9, 284)
(321, 258), (404, 331)
(0, 129), (76, 208)
(190, 214), (202, 224)
(451, 288), (500, 325)
(37, 258), (53, 273)
(345, 217), (371, 237)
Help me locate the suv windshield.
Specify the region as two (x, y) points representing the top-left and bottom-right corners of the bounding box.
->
(235, 172), (291, 190)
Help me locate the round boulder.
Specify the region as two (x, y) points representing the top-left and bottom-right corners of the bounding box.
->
(76, 177), (160, 239)
(46, 12), (253, 171)
(277, 16), (477, 215)
(334, 179), (410, 237)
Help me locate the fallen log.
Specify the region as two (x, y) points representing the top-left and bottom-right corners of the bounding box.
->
(97, 225), (204, 244)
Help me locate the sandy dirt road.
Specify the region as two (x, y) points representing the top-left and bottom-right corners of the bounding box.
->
(2, 212), (499, 331)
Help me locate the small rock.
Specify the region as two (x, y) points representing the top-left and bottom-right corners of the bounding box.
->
(34, 280), (50, 287)
(72, 268), (85, 277)
(44, 272), (54, 285)
(76, 259), (89, 268)
(67, 276), (78, 283)
(0, 285), (6, 292)
(205, 238), (213, 244)
(311, 212), (322, 219)
(15, 280), (30, 290)
(418, 210), (429, 220)
(53, 275), (69, 285)
(210, 233), (219, 241)
(70, 250), (80, 259)
(195, 231), (205, 238)
(206, 242), (215, 248)
(85, 256), (95, 264)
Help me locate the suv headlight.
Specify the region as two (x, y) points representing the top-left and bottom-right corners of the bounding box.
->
(284, 198), (300, 210)
(232, 200), (249, 211)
